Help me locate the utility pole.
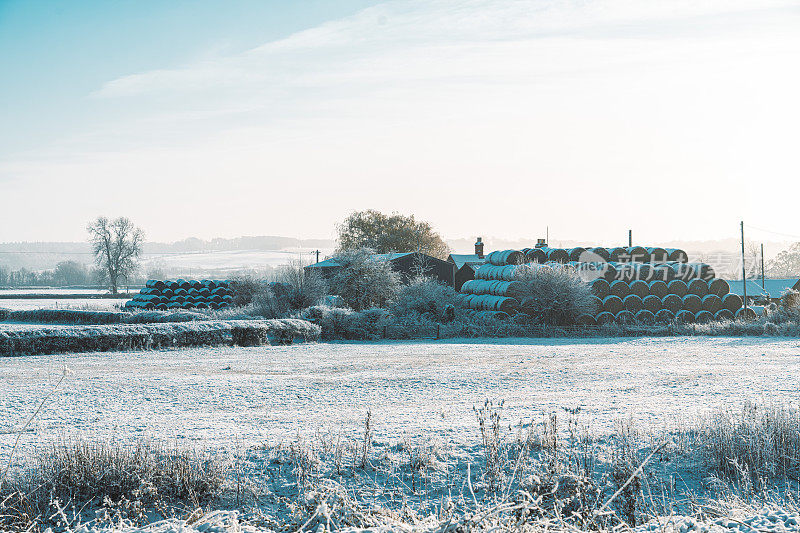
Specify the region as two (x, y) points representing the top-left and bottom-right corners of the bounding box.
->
(314, 250), (320, 264)
(740, 221), (747, 310)
(546, 226), (549, 246)
(761, 243), (765, 290)
(628, 229), (632, 247)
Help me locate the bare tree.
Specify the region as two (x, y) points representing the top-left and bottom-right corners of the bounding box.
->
(87, 217), (144, 294)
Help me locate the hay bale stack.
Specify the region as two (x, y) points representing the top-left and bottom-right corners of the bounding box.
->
(642, 295), (663, 314)
(635, 310), (656, 325)
(624, 294), (644, 314)
(701, 294), (722, 314)
(688, 279), (709, 298)
(682, 294), (703, 314)
(590, 279), (611, 299)
(629, 280), (649, 298)
(486, 250), (525, 266)
(610, 280), (631, 299)
(668, 280), (689, 297)
(648, 280), (668, 299)
(709, 278), (730, 297)
(655, 309), (675, 323)
(603, 295), (624, 314)
(722, 293), (743, 313)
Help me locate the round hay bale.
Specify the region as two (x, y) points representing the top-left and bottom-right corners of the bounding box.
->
(590, 247), (611, 262)
(688, 279), (709, 298)
(601, 263), (618, 282)
(204, 279), (217, 290)
(576, 313), (597, 326)
(190, 280), (202, 290)
(596, 311), (616, 325)
(614, 264), (635, 282)
(635, 309), (656, 325)
(722, 293), (743, 313)
(682, 294), (703, 314)
(177, 279), (191, 290)
(486, 250), (525, 266)
(610, 247), (629, 262)
(736, 307), (757, 321)
(653, 265), (676, 282)
(152, 280), (166, 291)
(627, 246), (649, 263)
(145, 280), (157, 289)
(610, 280), (631, 299)
(635, 264), (654, 282)
(167, 302), (182, 309)
(460, 280), (479, 294)
(209, 301), (221, 310)
(668, 280), (688, 297)
(568, 247), (586, 262)
(647, 247), (669, 263)
(629, 280), (649, 298)
(218, 302), (230, 309)
(589, 295), (604, 314)
(590, 279), (611, 299)
(615, 310), (636, 325)
(709, 278), (730, 297)
(603, 295), (624, 314)
(714, 309), (735, 322)
(161, 289), (174, 299)
(669, 263), (691, 281)
(544, 248), (569, 264)
(675, 310), (695, 324)
(666, 248), (689, 263)
(700, 264), (716, 282)
(155, 303), (167, 310)
(655, 309), (676, 323)
(648, 280), (668, 299)
(624, 294), (644, 314)
(196, 302), (209, 309)
(701, 294), (723, 314)
(695, 310), (714, 324)
(174, 288), (188, 297)
(642, 295), (663, 314)
(525, 248), (547, 263)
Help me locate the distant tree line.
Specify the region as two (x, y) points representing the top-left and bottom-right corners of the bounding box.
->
(0, 261), (99, 287)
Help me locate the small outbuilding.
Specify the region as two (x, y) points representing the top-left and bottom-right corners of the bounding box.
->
(447, 238), (487, 291)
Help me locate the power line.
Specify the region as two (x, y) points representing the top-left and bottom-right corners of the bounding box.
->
(743, 224), (800, 240)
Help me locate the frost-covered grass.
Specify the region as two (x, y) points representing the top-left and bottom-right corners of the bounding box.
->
(0, 319), (321, 356)
(1, 309), (209, 325)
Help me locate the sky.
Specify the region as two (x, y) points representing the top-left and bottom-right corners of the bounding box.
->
(1, 0), (799, 245)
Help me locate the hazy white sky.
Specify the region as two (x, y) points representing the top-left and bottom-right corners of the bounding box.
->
(2, 0), (799, 244)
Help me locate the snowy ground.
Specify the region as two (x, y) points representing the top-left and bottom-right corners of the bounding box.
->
(2, 337), (799, 466)
(0, 298), (128, 310)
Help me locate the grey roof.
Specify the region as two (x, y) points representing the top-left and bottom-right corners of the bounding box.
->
(304, 258), (342, 269)
(724, 278), (800, 298)
(448, 254), (486, 270)
(371, 252), (416, 261)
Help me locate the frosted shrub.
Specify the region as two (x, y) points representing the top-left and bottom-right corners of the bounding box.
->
(515, 264), (596, 325)
(390, 276), (461, 321)
(298, 305), (389, 340)
(330, 249), (400, 311)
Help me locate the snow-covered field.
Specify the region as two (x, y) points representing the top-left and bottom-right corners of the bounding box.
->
(0, 298), (128, 310)
(2, 337), (799, 465)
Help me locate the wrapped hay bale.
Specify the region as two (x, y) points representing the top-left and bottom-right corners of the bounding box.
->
(590, 279), (611, 299)
(524, 247), (547, 263)
(682, 294), (703, 314)
(715, 309), (735, 321)
(675, 309), (695, 324)
(590, 247), (611, 262)
(702, 294), (723, 314)
(177, 279), (191, 290)
(647, 247), (669, 263)
(615, 310), (636, 325)
(627, 246), (649, 263)
(688, 279), (709, 298)
(624, 294), (644, 314)
(568, 247), (586, 262)
(666, 248), (689, 263)
(736, 307), (757, 321)
(722, 293), (743, 313)
(709, 278), (730, 297)
(634, 264), (654, 282)
(655, 309), (675, 323)
(642, 295), (663, 314)
(544, 248), (569, 264)
(610, 247), (629, 262)
(668, 280), (689, 297)
(695, 310), (714, 324)
(610, 280), (631, 299)
(635, 309), (656, 325)
(648, 280), (668, 299)
(601, 263), (618, 282)
(596, 311), (615, 325)
(652, 265), (676, 282)
(629, 280), (649, 298)
(576, 313), (597, 326)
(615, 263), (636, 282)
(603, 295), (624, 314)
(486, 250), (525, 266)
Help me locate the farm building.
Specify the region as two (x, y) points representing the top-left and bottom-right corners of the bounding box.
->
(447, 237), (487, 290)
(724, 278), (800, 303)
(305, 252), (456, 286)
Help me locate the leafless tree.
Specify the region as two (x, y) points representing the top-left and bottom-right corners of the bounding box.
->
(87, 216), (144, 294)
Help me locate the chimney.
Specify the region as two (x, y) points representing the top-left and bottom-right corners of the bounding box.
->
(474, 237), (484, 259)
(535, 238), (547, 248)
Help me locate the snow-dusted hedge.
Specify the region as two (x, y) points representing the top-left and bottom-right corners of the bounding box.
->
(0, 319), (321, 356)
(2, 308), (210, 325)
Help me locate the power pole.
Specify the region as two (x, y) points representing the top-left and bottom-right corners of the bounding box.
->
(740, 221), (747, 310)
(546, 226), (549, 246)
(761, 243), (765, 290)
(628, 229), (632, 247)
(314, 250), (320, 264)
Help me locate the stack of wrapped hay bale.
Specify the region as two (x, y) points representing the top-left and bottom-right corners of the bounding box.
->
(459, 246), (753, 325)
(124, 279), (233, 310)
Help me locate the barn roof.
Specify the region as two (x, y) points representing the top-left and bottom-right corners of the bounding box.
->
(304, 258), (342, 269)
(448, 254), (486, 270)
(724, 278), (800, 298)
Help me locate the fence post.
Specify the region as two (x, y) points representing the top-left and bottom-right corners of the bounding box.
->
(436, 324), (440, 339)
(383, 325), (387, 339)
